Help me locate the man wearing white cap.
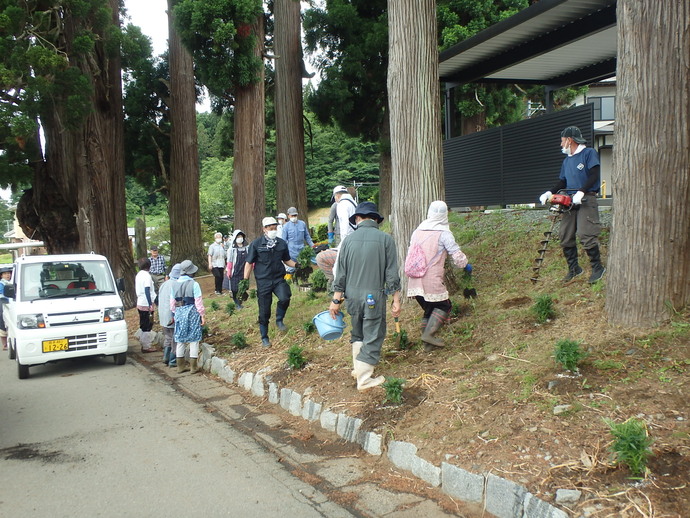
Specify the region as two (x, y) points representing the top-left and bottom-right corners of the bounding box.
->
(331, 185), (357, 243)
(244, 217), (297, 347)
(276, 212), (287, 240)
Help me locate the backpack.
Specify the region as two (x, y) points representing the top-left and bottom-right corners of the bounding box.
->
(404, 241), (428, 278)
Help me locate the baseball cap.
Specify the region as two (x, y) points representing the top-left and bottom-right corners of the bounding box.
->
(287, 207), (298, 216)
(331, 185), (348, 202)
(561, 126), (586, 144)
(262, 216), (278, 227)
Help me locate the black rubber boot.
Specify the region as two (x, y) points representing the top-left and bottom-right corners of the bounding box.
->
(586, 246), (606, 283)
(259, 324), (271, 347)
(561, 247), (584, 282)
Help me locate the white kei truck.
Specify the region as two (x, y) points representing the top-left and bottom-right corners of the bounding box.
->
(3, 253), (129, 379)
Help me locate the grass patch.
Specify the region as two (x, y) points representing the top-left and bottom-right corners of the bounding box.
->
(531, 294), (556, 324)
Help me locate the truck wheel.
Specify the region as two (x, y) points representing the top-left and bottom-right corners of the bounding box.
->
(17, 361), (29, 379)
(114, 352), (127, 366)
(8, 340), (15, 360)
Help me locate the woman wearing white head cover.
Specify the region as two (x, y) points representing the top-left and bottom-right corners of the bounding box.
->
(406, 201), (469, 351)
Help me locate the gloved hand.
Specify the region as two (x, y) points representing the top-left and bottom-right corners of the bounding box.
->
(539, 191), (552, 205)
(285, 266), (296, 274)
(327, 232), (334, 246)
(464, 263), (473, 274)
(572, 191), (585, 205)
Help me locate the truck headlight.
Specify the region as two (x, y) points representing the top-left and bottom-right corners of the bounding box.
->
(104, 307), (124, 322)
(19, 314), (46, 329)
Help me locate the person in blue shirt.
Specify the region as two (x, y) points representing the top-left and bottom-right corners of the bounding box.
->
(540, 126), (605, 284)
(283, 206), (314, 262)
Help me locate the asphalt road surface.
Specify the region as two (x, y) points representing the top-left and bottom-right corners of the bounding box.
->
(0, 352), (352, 517)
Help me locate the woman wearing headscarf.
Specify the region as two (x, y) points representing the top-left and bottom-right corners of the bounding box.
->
(406, 201), (469, 351)
(170, 260), (206, 373)
(226, 229), (248, 309)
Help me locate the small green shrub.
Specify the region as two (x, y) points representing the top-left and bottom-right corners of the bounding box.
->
(450, 300), (462, 318)
(382, 377), (405, 405)
(287, 344), (307, 370)
(393, 329), (410, 350)
(249, 289), (257, 299)
(296, 246), (315, 269)
(231, 332), (248, 349)
(303, 321), (316, 334)
(554, 339), (584, 372)
(237, 279), (249, 300)
(310, 268), (328, 292)
(210, 301), (220, 311)
(531, 294), (556, 323)
(201, 325), (209, 338)
(314, 223), (328, 242)
(225, 302), (236, 316)
(604, 417), (653, 477)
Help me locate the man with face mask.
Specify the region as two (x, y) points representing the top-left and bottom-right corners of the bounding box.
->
(244, 217), (297, 347)
(283, 206), (314, 262)
(539, 126), (605, 283)
(208, 232), (226, 295)
(226, 229), (248, 309)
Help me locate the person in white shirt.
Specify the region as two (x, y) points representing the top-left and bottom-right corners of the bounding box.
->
(332, 185), (357, 242)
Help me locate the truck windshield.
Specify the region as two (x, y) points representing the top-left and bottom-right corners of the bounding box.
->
(21, 260), (116, 301)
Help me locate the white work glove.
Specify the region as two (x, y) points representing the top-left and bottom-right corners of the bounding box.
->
(539, 191), (552, 205)
(572, 191), (585, 205)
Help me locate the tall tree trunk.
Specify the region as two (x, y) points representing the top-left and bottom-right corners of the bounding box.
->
(167, 0), (206, 269)
(233, 16), (266, 239)
(388, 0), (444, 288)
(17, 0), (137, 306)
(606, 0), (690, 326)
(378, 105), (392, 219)
(274, 0), (308, 226)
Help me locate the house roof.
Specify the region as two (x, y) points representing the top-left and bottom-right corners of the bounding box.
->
(439, 0), (617, 88)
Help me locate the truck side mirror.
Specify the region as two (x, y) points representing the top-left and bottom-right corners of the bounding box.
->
(3, 284), (15, 299)
(116, 278), (125, 292)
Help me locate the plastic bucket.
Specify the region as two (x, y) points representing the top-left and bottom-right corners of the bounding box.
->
(313, 310), (346, 341)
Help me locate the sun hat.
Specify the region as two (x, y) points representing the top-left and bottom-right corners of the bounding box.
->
(169, 263), (182, 280)
(331, 185), (348, 202)
(561, 126), (586, 144)
(179, 260), (198, 276)
(348, 201), (384, 225)
(262, 216), (278, 227)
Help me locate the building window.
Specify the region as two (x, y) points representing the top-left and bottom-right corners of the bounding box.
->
(588, 96), (615, 121)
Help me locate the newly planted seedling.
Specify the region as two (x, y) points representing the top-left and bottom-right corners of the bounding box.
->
(382, 377), (405, 405)
(231, 332), (248, 349)
(287, 345), (307, 370)
(554, 339), (584, 372)
(604, 417), (653, 477)
(531, 294), (556, 323)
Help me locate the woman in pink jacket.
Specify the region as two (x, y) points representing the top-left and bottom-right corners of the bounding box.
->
(406, 201), (469, 351)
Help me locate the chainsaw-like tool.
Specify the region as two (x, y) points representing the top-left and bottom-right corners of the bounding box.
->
(530, 193), (573, 283)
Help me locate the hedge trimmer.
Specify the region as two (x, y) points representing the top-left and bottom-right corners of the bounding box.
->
(530, 193), (573, 283)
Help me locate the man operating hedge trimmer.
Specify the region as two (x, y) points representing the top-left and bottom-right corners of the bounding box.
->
(537, 126), (606, 284)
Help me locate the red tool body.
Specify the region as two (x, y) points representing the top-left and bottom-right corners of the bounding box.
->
(530, 193), (574, 283)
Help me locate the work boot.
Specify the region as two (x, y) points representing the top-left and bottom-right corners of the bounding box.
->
(168, 356), (177, 367)
(354, 360), (385, 391)
(233, 298), (243, 310)
(421, 318), (434, 352)
(261, 337), (272, 348)
(276, 320), (287, 332)
(586, 246), (606, 283)
(421, 309), (448, 348)
(162, 346), (171, 365)
(177, 357), (190, 374)
(189, 357), (199, 374)
(561, 247), (584, 282)
(259, 324), (271, 347)
(350, 341), (363, 378)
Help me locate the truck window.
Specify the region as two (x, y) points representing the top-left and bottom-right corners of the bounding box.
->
(21, 261), (115, 300)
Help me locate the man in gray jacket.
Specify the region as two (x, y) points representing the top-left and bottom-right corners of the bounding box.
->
(329, 202), (401, 391)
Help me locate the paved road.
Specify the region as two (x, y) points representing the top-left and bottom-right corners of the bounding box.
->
(0, 351), (351, 517)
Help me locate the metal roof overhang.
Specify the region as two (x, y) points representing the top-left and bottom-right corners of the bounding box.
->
(439, 0), (617, 89)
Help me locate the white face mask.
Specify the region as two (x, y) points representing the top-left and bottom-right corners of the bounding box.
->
(215, 238), (222, 243)
(289, 216), (298, 223)
(561, 147), (570, 155)
(266, 230), (278, 239)
(236, 237), (244, 245)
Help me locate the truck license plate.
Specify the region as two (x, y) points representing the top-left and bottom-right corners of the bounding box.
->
(42, 339), (69, 353)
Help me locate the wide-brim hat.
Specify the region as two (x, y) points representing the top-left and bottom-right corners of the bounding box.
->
(349, 201), (383, 225)
(331, 185), (348, 202)
(561, 126), (586, 144)
(179, 260), (198, 276)
(169, 263), (182, 280)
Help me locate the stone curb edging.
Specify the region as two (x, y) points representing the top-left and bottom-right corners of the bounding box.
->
(200, 343), (570, 518)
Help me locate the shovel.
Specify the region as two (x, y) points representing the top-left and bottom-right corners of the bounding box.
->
(393, 317), (407, 349)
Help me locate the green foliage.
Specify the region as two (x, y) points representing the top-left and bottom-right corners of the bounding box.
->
(199, 157), (234, 232)
(314, 223), (328, 242)
(382, 377), (405, 405)
(287, 345), (307, 370)
(210, 301), (220, 311)
(393, 329), (410, 350)
(249, 288), (256, 299)
(201, 325), (209, 338)
(604, 417), (653, 477)
(173, 0), (264, 98)
(554, 339), (584, 372)
(225, 302), (236, 316)
(231, 332), (248, 349)
(450, 300), (462, 318)
(296, 246), (315, 269)
(309, 268), (328, 292)
(303, 321), (316, 334)
(237, 279), (249, 301)
(531, 294), (555, 324)
(306, 290), (317, 301)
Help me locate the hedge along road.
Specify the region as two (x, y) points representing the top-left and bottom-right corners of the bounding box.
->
(0, 351), (352, 517)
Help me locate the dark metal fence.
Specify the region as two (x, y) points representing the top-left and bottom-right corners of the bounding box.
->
(443, 104), (594, 208)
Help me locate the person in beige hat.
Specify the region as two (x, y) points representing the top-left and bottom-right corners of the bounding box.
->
(170, 260), (206, 373)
